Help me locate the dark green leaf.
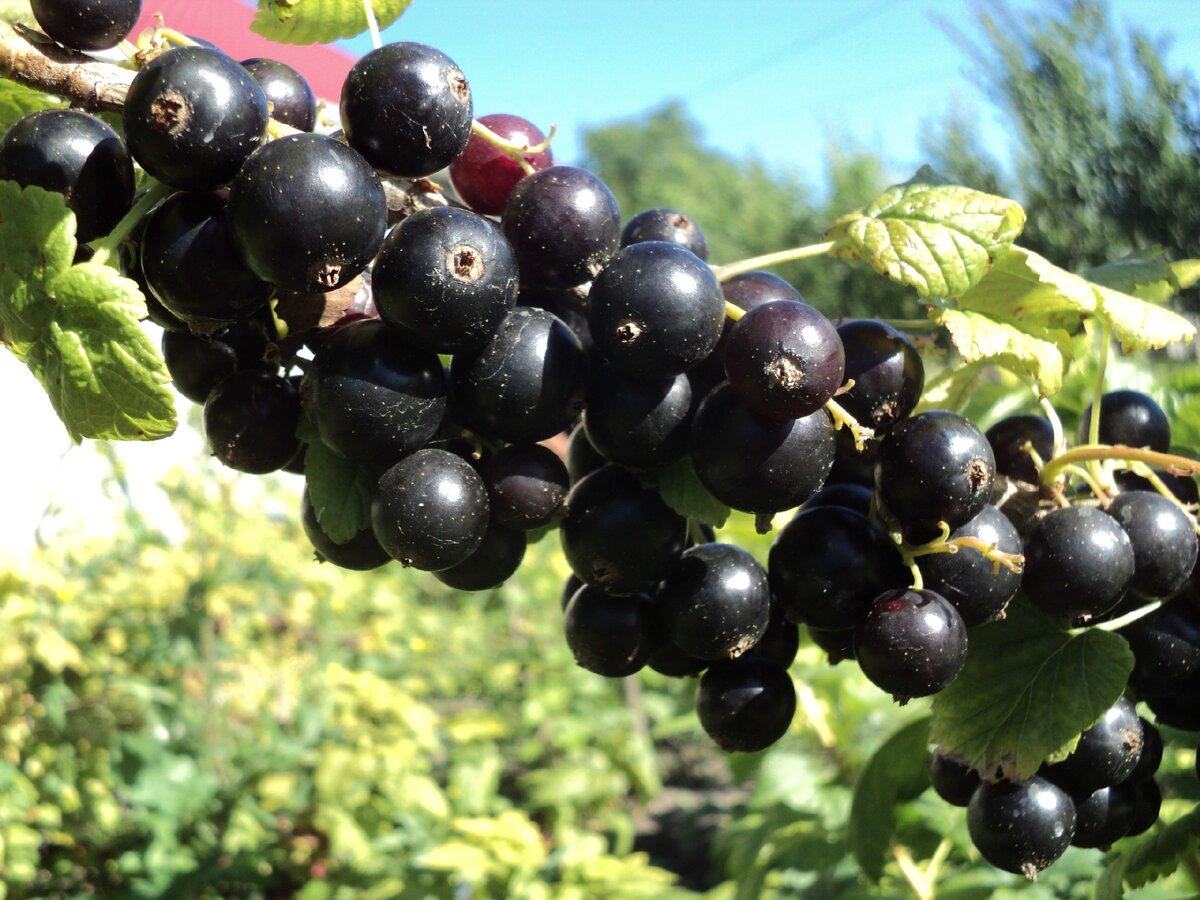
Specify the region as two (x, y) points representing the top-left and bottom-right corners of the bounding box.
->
(252, 0), (415, 45)
(0, 79), (65, 132)
(930, 600), (1133, 781)
(1095, 808), (1200, 899)
(824, 166), (1025, 299)
(641, 457), (730, 527)
(303, 438), (375, 543)
(1085, 251), (1187, 305)
(847, 716), (932, 881)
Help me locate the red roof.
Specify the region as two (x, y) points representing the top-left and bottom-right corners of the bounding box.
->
(134, 0), (355, 100)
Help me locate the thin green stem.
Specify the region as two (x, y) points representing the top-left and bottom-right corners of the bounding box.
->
(892, 844), (934, 900)
(89, 180), (172, 268)
(1041, 444), (1200, 491)
(469, 119), (557, 175)
(879, 318), (940, 331)
(1082, 599), (1163, 634)
(1127, 463), (1200, 535)
(1062, 464), (1112, 503)
(1088, 319), (1113, 489)
(725, 300), (746, 322)
(710, 241), (835, 282)
(1039, 396), (1065, 458)
(825, 397), (875, 450)
(363, 0), (383, 50)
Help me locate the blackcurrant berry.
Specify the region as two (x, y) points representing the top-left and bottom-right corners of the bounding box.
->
(559, 465), (687, 595)
(302, 320), (447, 467)
(647, 641), (708, 678)
(917, 505), (1022, 627)
(985, 414), (1055, 486)
(769, 506), (908, 631)
(1119, 597), (1200, 697)
(1107, 490), (1199, 597)
(806, 625), (856, 664)
(564, 585), (660, 677)
(800, 482), (873, 516)
(228, 133), (386, 293)
(373, 206), (519, 353)
(475, 443), (570, 531)
(341, 42), (473, 178)
(433, 520), (527, 592)
(583, 366), (693, 470)
(449, 113), (553, 215)
(874, 411), (995, 543)
(241, 58), (317, 132)
(589, 241), (725, 378)
(31, 0), (140, 51)
(203, 371), (300, 474)
(162, 316), (273, 404)
(744, 604), (801, 669)
(657, 543), (771, 661)
(1080, 390), (1170, 452)
(967, 776), (1076, 879)
(566, 422), (607, 484)
(835, 319), (924, 434)
(854, 588), (968, 700)
(724, 301), (845, 420)
(696, 657), (796, 753)
(1126, 779), (1162, 836)
(620, 208), (708, 260)
(1071, 784), (1136, 849)
(1022, 506), (1135, 623)
(502, 165), (621, 288)
(1122, 718), (1162, 785)
(1042, 696), (1143, 795)
(0, 109), (134, 242)
(123, 47), (268, 191)
(372, 449), (490, 571)
(300, 490), (391, 572)
(929, 750), (981, 807)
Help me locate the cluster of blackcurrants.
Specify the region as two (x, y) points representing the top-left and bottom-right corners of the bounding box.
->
(8, 3), (1200, 881)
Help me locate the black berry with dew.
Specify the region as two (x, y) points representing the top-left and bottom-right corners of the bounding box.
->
(1106, 490), (1199, 598)
(693, 270), (802, 388)
(657, 543), (771, 661)
(450, 307), (587, 444)
(589, 241), (725, 378)
(140, 191), (272, 327)
(696, 657), (796, 752)
(1079, 389), (1171, 452)
(300, 490), (391, 572)
(433, 520), (527, 592)
(0, 109), (134, 242)
(450, 113), (553, 215)
(874, 411), (996, 543)
(203, 372), (301, 475)
(302, 320), (447, 467)
(373, 206), (519, 353)
(341, 42), (472, 177)
(241, 58), (317, 132)
(1042, 696), (1143, 795)
(1022, 506), (1135, 624)
(854, 588), (968, 701)
(1071, 784), (1137, 849)
(691, 382), (836, 514)
(564, 585), (661, 677)
(620, 208), (708, 260)
(559, 465), (687, 595)
(1118, 597), (1200, 697)
(930, 750), (981, 807)
(967, 776), (1076, 879)
(835, 319), (924, 435)
(583, 366), (693, 470)
(769, 506), (908, 631)
(372, 449), (490, 571)
(985, 414), (1055, 485)
(723, 301), (845, 421)
(502, 165), (621, 288)
(917, 504), (1022, 627)
(31, 0), (140, 51)
(229, 133), (386, 294)
(475, 443), (570, 531)
(123, 47), (268, 191)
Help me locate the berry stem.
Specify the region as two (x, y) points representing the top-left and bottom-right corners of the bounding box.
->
(1040, 444), (1200, 491)
(892, 844), (935, 900)
(1039, 396), (1066, 458)
(88, 179), (173, 269)
(710, 241), (835, 282)
(469, 119), (557, 175)
(1087, 319), (1114, 489)
(363, 0), (384, 50)
(1062, 464), (1112, 504)
(824, 397), (875, 451)
(1083, 599), (1163, 634)
(725, 300), (746, 321)
(1127, 461), (1200, 536)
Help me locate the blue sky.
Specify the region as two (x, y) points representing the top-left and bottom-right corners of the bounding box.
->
(340, 0), (1200, 198)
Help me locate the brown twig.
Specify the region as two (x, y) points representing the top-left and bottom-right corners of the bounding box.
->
(0, 23), (134, 111)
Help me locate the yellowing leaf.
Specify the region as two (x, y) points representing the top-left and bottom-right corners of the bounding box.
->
(1096, 282), (1197, 353)
(933, 309), (1066, 397)
(30, 625), (84, 674)
(825, 166), (1025, 298)
(252, 0), (415, 45)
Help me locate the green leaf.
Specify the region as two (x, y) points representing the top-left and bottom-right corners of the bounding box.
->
(932, 309), (1068, 398)
(1095, 282), (1197, 354)
(929, 600), (1133, 781)
(1085, 250), (1196, 305)
(252, 0), (415, 45)
(824, 166), (1025, 299)
(0, 181), (76, 346)
(25, 263), (177, 441)
(0, 80), (66, 132)
(1095, 808), (1200, 899)
(918, 360), (989, 413)
(303, 438), (375, 543)
(847, 716), (932, 882)
(640, 457), (730, 528)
